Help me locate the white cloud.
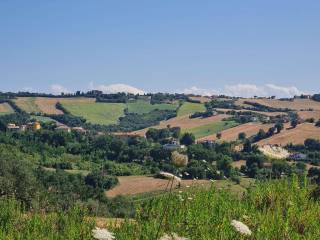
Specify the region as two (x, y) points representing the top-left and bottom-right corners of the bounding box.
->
(91, 83), (145, 95)
(181, 83), (305, 98)
(50, 84), (70, 95)
(181, 86), (218, 96)
(224, 83), (303, 98)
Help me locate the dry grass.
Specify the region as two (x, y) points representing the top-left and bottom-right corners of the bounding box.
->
(297, 110), (320, 120)
(133, 114), (228, 137)
(188, 96), (211, 103)
(34, 97), (95, 114)
(199, 122), (274, 142)
(13, 97), (40, 113)
(0, 102), (14, 114)
(256, 123), (320, 146)
(105, 176), (210, 198)
(236, 98), (320, 111)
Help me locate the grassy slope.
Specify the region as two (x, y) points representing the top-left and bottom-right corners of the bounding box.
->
(13, 97), (40, 113)
(177, 102), (206, 116)
(30, 115), (56, 123)
(182, 120), (239, 139)
(114, 177), (320, 239)
(0, 103), (14, 115)
(62, 102), (126, 125)
(126, 100), (178, 114)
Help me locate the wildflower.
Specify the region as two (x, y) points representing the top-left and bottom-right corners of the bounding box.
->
(202, 159), (207, 163)
(178, 173), (183, 177)
(184, 172), (190, 176)
(231, 220), (252, 236)
(186, 185), (190, 188)
(187, 197), (193, 201)
(92, 227), (115, 240)
(159, 233), (188, 240)
(216, 170), (221, 174)
(171, 151), (188, 167)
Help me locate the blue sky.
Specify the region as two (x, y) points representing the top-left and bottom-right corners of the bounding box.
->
(0, 1), (319, 97)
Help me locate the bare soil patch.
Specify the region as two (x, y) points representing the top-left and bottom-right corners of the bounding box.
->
(106, 175), (210, 198)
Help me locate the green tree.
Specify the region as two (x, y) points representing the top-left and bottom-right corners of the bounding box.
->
(180, 133), (195, 146)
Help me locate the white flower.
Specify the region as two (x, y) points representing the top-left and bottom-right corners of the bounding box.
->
(184, 172), (190, 176)
(202, 159), (207, 163)
(159, 233), (188, 240)
(231, 220), (252, 236)
(92, 227), (115, 240)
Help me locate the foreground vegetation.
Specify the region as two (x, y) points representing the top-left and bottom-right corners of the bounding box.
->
(1, 177), (320, 239)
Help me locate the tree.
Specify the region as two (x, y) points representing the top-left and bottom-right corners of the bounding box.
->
(238, 132), (246, 141)
(291, 119), (298, 128)
(275, 122), (284, 133)
(216, 132), (222, 139)
(180, 133), (195, 146)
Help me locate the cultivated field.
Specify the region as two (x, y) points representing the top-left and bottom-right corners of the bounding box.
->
(106, 175), (210, 198)
(35, 97), (96, 114)
(132, 114), (228, 137)
(236, 98), (320, 111)
(62, 101), (126, 125)
(126, 100), (178, 114)
(188, 96), (211, 103)
(177, 102), (206, 116)
(13, 97), (41, 113)
(182, 120), (238, 139)
(257, 123), (320, 146)
(199, 122), (275, 142)
(0, 102), (14, 115)
(215, 108), (287, 117)
(297, 110), (320, 120)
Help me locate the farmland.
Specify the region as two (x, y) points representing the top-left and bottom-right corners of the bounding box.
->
(177, 102), (206, 116)
(182, 120), (239, 139)
(13, 97), (41, 113)
(256, 123), (320, 146)
(133, 114), (228, 137)
(0, 102), (14, 115)
(199, 122), (275, 142)
(236, 98), (320, 111)
(62, 101), (126, 125)
(126, 100), (178, 114)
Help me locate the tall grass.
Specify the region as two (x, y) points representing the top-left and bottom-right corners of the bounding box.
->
(0, 198), (94, 239)
(113, 176), (320, 239)
(1, 177), (320, 239)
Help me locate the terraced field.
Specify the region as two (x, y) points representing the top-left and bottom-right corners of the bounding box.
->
(0, 102), (14, 115)
(62, 101), (126, 125)
(177, 102), (206, 116)
(182, 120), (238, 139)
(199, 122), (275, 142)
(126, 100), (178, 114)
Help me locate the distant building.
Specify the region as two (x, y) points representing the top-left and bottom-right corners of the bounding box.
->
(55, 125), (71, 133)
(163, 140), (186, 150)
(7, 123), (20, 131)
(26, 122), (41, 130)
(72, 126), (87, 134)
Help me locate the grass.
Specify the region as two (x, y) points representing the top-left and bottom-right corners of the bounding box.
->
(14, 97), (41, 113)
(113, 176), (320, 239)
(30, 115), (56, 123)
(182, 120), (239, 139)
(177, 102), (206, 117)
(126, 100), (178, 114)
(62, 102), (126, 125)
(1, 177), (320, 239)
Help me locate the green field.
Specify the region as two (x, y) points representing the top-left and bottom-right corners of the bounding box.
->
(126, 100), (178, 114)
(182, 120), (238, 138)
(14, 97), (40, 113)
(177, 102), (206, 116)
(30, 115), (56, 123)
(62, 102), (126, 125)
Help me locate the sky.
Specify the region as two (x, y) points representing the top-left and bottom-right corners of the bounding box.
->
(1, 1), (320, 97)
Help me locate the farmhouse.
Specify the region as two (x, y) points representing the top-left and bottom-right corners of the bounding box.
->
(55, 125), (71, 133)
(72, 126), (86, 134)
(163, 140), (186, 150)
(6, 123), (20, 131)
(27, 122), (41, 130)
